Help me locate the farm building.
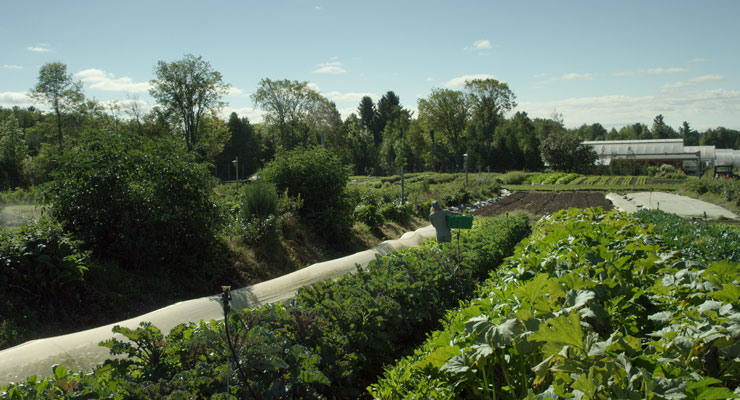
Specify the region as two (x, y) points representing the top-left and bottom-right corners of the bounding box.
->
(582, 139), (740, 175)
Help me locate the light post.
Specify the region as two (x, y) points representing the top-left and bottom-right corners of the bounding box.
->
(463, 153), (469, 187)
(232, 157), (239, 189)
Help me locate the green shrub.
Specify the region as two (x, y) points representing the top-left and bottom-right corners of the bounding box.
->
(241, 182), (278, 220)
(379, 202), (413, 224)
(44, 131), (223, 272)
(354, 204), (385, 228)
(261, 147), (352, 242)
(0, 218), (88, 348)
(500, 171), (530, 185)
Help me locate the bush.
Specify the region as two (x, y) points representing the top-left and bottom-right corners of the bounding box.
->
(0, 218), (88, 348)
(379, 202), (413, 224)
(261, 147), (352, 241)
(354, 204), (385, 228)
(240, 182), (278, 220)
(499, 171), (530, 185)
(44, 131), (223, 272)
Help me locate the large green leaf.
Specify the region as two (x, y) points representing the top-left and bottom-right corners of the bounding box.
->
(528, 312), (584, 356)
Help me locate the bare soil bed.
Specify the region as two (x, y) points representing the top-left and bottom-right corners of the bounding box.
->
(474, 191), (614, 217)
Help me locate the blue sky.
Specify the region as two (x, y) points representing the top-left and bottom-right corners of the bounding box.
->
(2, 0), (739, 130)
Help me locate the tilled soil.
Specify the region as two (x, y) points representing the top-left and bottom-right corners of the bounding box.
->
(474, 191), (614, 217)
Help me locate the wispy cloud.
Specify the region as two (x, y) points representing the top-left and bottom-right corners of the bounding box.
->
(644, 67), (687, 75)
(221, 106), (267, 123)
(0, 91), (32, 107)
(560, 73), (594, 81)
(661, 75), (724, 90)
(74, 69), (150, 92)
(465, 39), (492, 51)
(444, 74), (495, 89)
(26, 44), (51, 53)
(518, 88), (740, 130)
(2, 64), (23, 70)
(325, 91), (378, 102)
(534, 72), (594, 84)
(612, 67), (687, 77)
(313, 61), (346, 74)
(690, 58), (710, 63)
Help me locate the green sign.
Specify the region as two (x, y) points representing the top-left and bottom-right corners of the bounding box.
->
(448, 215), (473, 229)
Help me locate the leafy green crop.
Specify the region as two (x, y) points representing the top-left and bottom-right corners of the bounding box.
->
(370, 208), (740, 399)
(636, 209), (740, 263)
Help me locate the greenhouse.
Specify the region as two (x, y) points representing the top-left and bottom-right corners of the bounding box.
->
(583, 139), (740, 174)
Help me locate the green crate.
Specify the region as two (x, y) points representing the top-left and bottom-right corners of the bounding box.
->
(447, 215), (473, 229)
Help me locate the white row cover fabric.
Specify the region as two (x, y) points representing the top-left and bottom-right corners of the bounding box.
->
(0, 225), (437, 386)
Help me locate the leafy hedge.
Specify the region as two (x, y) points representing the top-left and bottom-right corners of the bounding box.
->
(1, 213), (530, 399)
(370, 208), (740, 399)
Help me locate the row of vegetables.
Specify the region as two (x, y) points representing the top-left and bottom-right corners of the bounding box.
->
(2, 208), (739, 399)
(370, 208), (740, 399)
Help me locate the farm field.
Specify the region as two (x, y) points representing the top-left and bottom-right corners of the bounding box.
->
(474, 191), (613, 217)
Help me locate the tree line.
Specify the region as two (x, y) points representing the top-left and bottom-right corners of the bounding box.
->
(2, 54), (740, 190)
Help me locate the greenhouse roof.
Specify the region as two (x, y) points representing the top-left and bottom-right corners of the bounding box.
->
(583, 139), (684, 156)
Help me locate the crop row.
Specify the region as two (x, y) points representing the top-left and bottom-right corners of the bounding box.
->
(1, 213), (530, 399)
(371, 208), (740, 399)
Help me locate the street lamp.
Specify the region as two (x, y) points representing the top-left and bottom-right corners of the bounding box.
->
(463, 153), (468, 187)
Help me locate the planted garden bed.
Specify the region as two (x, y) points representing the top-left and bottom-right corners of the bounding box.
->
(371, 208), (740, 399)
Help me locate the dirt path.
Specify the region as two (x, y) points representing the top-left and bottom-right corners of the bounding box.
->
(474, 191), (614, 217)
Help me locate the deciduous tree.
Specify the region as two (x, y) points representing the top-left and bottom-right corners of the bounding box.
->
(465, 78), (516, 170)
(149, 54), (229, 153)
(28, 62), (84, 149)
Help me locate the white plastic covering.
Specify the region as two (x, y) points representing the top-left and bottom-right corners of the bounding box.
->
(683, 146), (716, 163)
(0, 225), (437, 386)
(715, 149), (740, 167)
(583, 139), (684, 156)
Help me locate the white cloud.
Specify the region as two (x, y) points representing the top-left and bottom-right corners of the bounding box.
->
(533, 73), (551, 79)
(560, 73), (594, 81)
(98, 98), (153, 118)
(518, 88), (740, 130)
(611, 71), (634, 77)
(74, 69), (150, 92)
(426, 77), (435, 82)
(661, 75), (724, 90)
(465, 39), (493, 51)
(228, 87), (246, 96)
(325, 91), (378, 102)
(307, 82), (321, 92)
(313, 61), (346, 74)
(0, 91), (32, 107)
(643, 67), (687, 75)
(26, 44), (51, 53)
(2, 65), (23, 70)
(221, 106), (267, 123)
(338, 107), (357, 119)
(444, 74), (495, 89)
